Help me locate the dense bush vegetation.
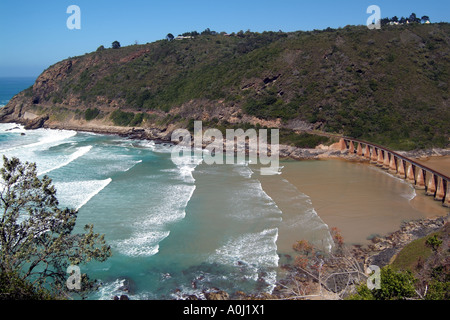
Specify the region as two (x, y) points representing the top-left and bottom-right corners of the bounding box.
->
(0, 271), (56, 300)
(84, 107), (100, 121)
(110, 109), (145, 127)
(350, 227), (450, 300)
(25, 23), (450, 150)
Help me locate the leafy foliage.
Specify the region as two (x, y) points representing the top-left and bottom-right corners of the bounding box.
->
(84, 107), (100, 121)
(112, 41), (121, 49)
(350, 224), (450, 300)
(348, 266), (417, 300)
(110, 110), (144, 127)
(0, 270), (56, 300)
(426, 234), (443, 251)
(0, 156), (111, 299)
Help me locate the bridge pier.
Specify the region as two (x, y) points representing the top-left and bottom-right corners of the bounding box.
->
(415, 168), (426, 190)
(383, 151), (390, 170)
(377, 148), (384, 167)
(388, 154), (397, 174)
(370, 147), (378, 164)
(426, 174), (437, 196)
(339, 138), (347, 151)
(406, 163), (415, 183)
(357, 143), (363, 157)
(349, 141), (355, 154)
(444, 184), (450, 207)
(396, 158), (406, 178)
(435, 177), (445, 201)
(364, 145), (371, 159)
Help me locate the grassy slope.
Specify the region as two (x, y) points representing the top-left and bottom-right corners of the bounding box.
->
(23, 23), (450, 150)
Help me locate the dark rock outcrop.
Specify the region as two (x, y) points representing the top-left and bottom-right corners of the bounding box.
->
(23, 115), (49, 130)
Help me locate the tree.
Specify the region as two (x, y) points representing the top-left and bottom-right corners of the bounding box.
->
(348, 266), (417, 300)
(0, 156), (111, 298)
(166, 33), (174, 41)
(380, 17), (391, 26)
(421, 16), (430, 23)
(201, 28), (212, 35)
(280, 227), (366, 299)
(409, 13), (420, 23)
(112, 41), (121, 49)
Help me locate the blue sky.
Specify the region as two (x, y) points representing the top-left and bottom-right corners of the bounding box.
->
(0, 0), (448, 77)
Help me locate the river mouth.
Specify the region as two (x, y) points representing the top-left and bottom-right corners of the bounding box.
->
(1, 122), (448, 299)
(260, 158), (449, 247)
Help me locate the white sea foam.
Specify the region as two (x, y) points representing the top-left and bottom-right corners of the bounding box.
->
(142, 185), (196, 228)
(139, 140), (174, 154)
(0, 123), (26, 133)
(208, 228), (279, 292)
(53, 178), (112, 211)
(113, 230), (170, 257)
(85, 150), (143, 176)
(234, 164), (253, 178)
(0, 128), (77, 153)
(260, 174), (334, 252)
(228, 175), (283, 222)
(38, 145), (93, 176)
(170, 150), (203, 183)
(113, 183), (196, 258)
(96, 278), (151, 300)
(403, 188), (417, 201)
(210, 228), (279, 268)
(124, 160), (142, 172)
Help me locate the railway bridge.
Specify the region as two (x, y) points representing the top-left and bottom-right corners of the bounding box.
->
(338, 137), (450, 208)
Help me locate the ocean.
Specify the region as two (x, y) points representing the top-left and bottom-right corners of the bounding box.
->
(0, 77), (35, 107)
(1, 77), (443, 300)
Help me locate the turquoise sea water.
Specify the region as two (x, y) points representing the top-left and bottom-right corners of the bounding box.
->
(0, 123), (320, 299)
(0, 77), (424, 300)
(0, 77), (333, 299)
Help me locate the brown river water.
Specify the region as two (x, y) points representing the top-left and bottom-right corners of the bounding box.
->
(256, 157), (449, 252)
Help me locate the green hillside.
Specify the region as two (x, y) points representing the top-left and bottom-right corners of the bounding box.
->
(6, 23), (450, 150)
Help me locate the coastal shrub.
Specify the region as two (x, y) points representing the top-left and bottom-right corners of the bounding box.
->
(348, 266), (417, 300)
(84, 108), (100, 121)
(279, 130), (330, 148)
(129, 113), (145, 127)
(23, 86), (33, 97)
(425, 234), (443, 251)
(426, 280), (450, 300)
(110, 109), (135, 126)
(0, 271), (56, 300)
(374, 266), (417, 300)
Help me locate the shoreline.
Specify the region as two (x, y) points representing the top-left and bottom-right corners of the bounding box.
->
(3, 117), (450, 161)
(37, 122), (450, 247)
(5, 119), (450, 218)
(2, 120), (450, 300)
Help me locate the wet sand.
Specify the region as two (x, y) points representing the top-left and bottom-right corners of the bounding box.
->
(258, 157), (449, 249)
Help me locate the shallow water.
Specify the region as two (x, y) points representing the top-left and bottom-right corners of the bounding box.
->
(1, 123), (449, 299)
(2, 77), (449, 299)
(270, 159), (449, 246)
